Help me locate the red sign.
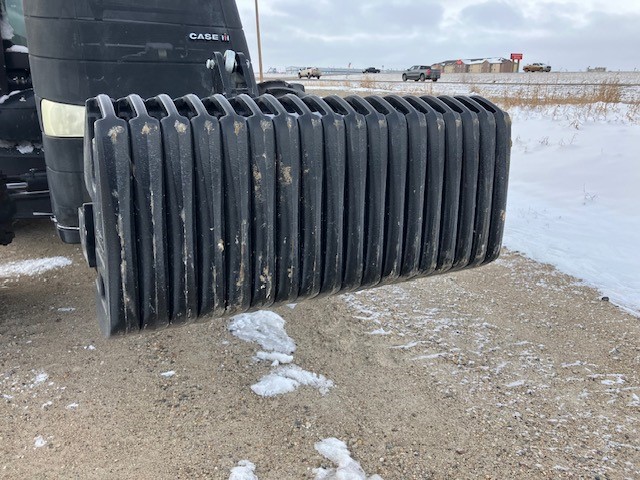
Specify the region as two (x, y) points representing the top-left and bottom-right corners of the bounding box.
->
(511, 53), (523, 61)
(456, 59), (463, 65)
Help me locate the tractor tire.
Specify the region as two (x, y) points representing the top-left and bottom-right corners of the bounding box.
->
(0, 173), (16, 246)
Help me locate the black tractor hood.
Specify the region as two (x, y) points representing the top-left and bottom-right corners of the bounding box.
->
(23, 0), (251, 104)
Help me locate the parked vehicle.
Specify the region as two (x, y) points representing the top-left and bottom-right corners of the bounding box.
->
(523, 63), (551, 72)
(402, 65), (441, 82)
(298, 66), (322, 79)
(0, 0), (510, 337)
(362, 67), (380, 74)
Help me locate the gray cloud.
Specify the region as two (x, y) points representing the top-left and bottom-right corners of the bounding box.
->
(458, 1), (526, 29)
(520, 11), (640, 71)
(238, 0), (640, 71)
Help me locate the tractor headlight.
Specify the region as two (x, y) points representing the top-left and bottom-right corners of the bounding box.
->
(41, 99), (86, 138)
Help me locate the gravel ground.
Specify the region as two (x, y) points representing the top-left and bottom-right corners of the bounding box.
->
(1, 220), (638, 479)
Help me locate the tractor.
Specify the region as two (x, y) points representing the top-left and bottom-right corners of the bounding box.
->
(0, 0), (511, 336)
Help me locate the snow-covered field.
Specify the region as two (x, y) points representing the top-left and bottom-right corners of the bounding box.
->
(296, 71), (640, 103)
(295, 71), (640, 85)
(506, 104), (639, 315)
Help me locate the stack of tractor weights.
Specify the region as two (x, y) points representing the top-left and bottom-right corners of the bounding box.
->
(83, 92), (510, 336)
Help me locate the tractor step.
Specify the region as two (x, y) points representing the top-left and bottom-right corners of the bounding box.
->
(81, 92), (510, 336)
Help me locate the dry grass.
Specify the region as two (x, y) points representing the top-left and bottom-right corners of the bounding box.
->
(359, 75), (376, 89)
(354, 78), (396, 93)
(341, 79), (355, 89)
(596, 79), (623, 104)
(468, 83), (482, 95)
(473, 78), (640, 122)
(376, 82), (395, 92)
(484, 79), (633, 109)
(312, 75), (639, 122)
(625, 102), (640, 121)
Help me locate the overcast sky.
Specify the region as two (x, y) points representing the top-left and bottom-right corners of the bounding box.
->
(235, 0), (640, 71)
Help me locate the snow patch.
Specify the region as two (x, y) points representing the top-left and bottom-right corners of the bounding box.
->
(392, 341), (422, 350)
(561, 361), (584, 368)
(229, 311), (296, 354)
(0, 89), (21, 105)
(601, 375), (625, 386)
(369, 328), (391, 335)
(313, 438), (383, 480)
(32, 372), (49, 387)
(0, 257), (72, 277)
(506, 380), (526, 388)
(230, 311), (333, 397)
(33, 436), (47, 449)
(413, 352), (447, 361)
(229, 460), (258, 480)
(0, 139), (41, 154)
(494, 362), (509, 374)
(6, 44), (28, 53)
(252, 365), (334, 397)
(255, 351), (294, 366)
(160, 371), (176, 378)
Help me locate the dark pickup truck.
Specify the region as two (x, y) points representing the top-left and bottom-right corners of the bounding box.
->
(402, 65), (441, 82)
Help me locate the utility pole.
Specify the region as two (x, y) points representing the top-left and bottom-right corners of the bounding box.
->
(254, 0), (264, 82)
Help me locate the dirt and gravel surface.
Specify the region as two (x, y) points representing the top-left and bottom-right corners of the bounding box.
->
(1, 220), (638, 479)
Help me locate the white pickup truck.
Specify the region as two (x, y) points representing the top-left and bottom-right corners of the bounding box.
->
(298, 67), (322, 79)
